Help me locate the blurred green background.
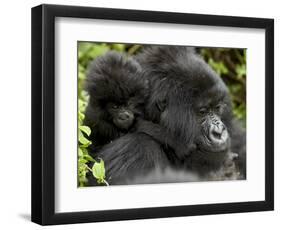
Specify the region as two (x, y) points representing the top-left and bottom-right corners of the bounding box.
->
(77, 42), (246, 186)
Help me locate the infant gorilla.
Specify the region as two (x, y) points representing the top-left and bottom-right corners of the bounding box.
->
(84, 51), (146, 149)
(84, 51), (182, 154)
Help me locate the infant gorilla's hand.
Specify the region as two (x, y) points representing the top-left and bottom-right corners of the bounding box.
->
(206, 152), (241, 180)
(224, 152), (238, 167)
(222, 152), (240, 179)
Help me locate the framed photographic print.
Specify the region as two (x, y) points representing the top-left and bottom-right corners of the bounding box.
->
(31, 4), (274, 225)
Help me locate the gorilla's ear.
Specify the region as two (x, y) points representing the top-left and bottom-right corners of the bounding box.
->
(156, 98), (167, 112)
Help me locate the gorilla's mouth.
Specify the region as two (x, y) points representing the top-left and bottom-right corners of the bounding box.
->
(113, 118), (134, 130)
(195, 120), (230, 154)
(196, 134), (230, 154)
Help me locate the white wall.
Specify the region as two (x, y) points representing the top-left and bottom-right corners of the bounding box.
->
(0, 0), (279, 228)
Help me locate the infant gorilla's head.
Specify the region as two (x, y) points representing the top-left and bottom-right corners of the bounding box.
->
(86, 51), (147, 130)
(137, 46), (233, 155)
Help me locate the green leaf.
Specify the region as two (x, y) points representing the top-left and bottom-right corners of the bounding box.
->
(112, 44), (125, 51)
(78, 148), (83, 157)
(235, 64), (246, 78)
(81, 147), (88, 156)
(79, 125), (91, 136)
(78, 71), (85, 81)
(78, 42), (92, 52)
(79, 158), (88, 164)
(78, 111), (85, 122)
(78, 130), (92, 147)
(84, 154), (95, 162)
(208, 58), (229, 76)
(92, 159), (106, 181)
(78, 99), (87, 112)
(88, 45), (110, 59)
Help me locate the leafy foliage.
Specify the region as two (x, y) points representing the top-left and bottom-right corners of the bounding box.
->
(91, 159), (108, 185)
(78, 95), (92, 186)
(77, 42), (115, 187)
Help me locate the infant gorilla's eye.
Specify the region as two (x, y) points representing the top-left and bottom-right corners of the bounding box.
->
(199, 107), (208, 115)
(112, 104), (119, 109)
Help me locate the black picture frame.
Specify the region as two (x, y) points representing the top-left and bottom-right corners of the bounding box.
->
(31, 4), (274, 225)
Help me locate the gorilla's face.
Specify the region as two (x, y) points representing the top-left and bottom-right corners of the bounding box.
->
(195, 101), (230, 153)
(105, 102), (135, 130)
(106, 98), (145, 130)
(154, 79), (232, 156)
(193, 79), (232, 154)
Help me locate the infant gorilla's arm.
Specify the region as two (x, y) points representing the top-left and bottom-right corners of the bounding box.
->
(134, 118), (193, 159)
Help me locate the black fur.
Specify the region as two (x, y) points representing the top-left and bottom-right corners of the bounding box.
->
(137, 46), (246, 178)
(94, 133), (170, 184)
(84, 50), (186, 152)
(89, 46), (246, 185)
(84, 51), (187, 185)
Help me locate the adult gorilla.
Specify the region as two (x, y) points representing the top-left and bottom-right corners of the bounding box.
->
(96, 46), (246, 185)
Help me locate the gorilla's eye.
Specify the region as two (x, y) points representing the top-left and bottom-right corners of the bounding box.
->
(112, 104), (119, 109)
(215, 105), (221, 110)
(199, 107), (208, 115)
(215, 104), (225, 113)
